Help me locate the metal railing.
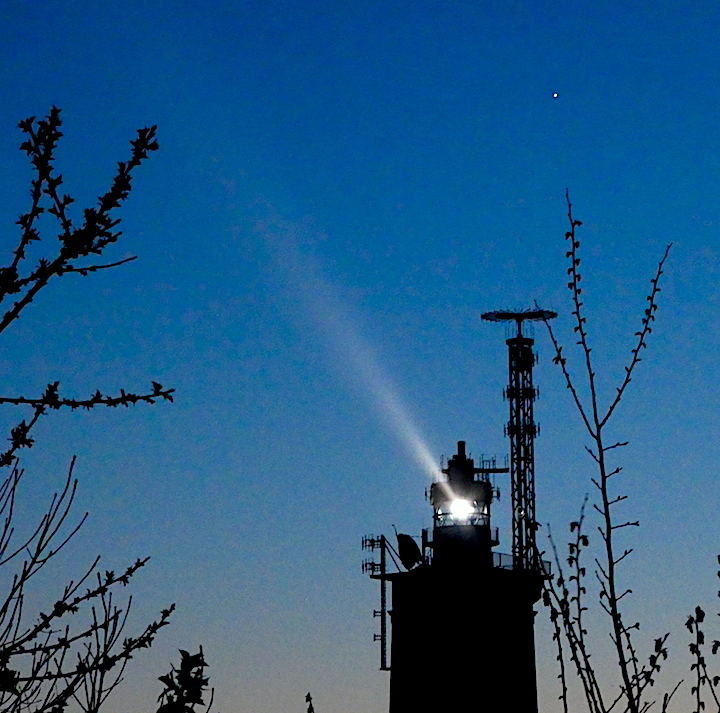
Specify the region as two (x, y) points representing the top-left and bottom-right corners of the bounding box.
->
(492, 551), (552, 574)
(434, 513), (490, 528)
(493, 552), (514, 569)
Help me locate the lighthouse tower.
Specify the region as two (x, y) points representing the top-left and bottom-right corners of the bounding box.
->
(363, 308), (555, 713)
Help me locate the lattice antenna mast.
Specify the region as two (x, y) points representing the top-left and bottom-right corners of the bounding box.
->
(482, 309), (557, 571)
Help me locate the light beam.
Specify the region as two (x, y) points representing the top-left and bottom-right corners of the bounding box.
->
(259, 215), (441, 481)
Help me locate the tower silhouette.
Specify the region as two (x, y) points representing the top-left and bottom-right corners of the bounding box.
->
(363, 308), (556, 712)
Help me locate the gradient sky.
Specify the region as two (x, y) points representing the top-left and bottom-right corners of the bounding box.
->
(0, 1), (719, 711)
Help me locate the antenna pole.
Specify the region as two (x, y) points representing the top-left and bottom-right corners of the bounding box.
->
(362, 535), (389, 670)
(379, 535), (388, 670)
(482, 309), (557, 570)
(507, 321), (536, 570)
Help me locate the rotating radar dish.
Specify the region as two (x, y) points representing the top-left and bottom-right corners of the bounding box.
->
(481, 309), (557, 323)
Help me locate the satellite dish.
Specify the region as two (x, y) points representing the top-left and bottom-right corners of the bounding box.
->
(395, 531), (423, 570)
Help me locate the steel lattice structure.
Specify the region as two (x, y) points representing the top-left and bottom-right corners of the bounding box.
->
(482, 309), (556, 570)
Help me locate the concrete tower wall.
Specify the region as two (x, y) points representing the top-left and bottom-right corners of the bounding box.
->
(388, 564), (540, 713)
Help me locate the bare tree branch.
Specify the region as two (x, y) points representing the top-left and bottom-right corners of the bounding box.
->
(0, 108), (174, 712)
(539, 194), (674, 713)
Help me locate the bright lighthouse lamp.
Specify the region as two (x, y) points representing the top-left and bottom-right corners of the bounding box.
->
(449, 498), (475, 521)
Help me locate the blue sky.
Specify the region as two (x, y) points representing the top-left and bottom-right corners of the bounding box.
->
(0, 1), (719, 711)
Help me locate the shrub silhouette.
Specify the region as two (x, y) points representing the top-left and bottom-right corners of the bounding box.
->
(156, 649), (212, 713)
